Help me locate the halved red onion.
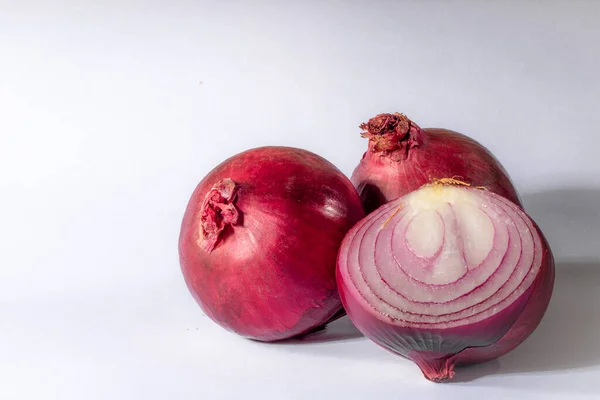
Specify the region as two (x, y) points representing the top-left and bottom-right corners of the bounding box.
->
(337, 183), (554, 381)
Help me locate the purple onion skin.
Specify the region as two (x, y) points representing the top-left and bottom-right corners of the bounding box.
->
(336, 195), (555, 381)
(352, 113), (522, 213)
(179, 146), (365, 342)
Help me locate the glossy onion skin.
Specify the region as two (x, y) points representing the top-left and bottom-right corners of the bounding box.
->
(352, 113), (521, 213)
(179, 146), (365, 342)
(336, 187), (554, 381)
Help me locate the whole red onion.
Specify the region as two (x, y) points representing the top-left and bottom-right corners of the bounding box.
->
(337, 182), (554, 381)
(352, 113), (521, 213)
(179, 146), (365, 341)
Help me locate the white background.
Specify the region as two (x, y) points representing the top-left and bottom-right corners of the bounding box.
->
(1, 1), (599, 399)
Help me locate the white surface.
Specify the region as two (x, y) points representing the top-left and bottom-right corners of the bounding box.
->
(1, 1), (600, 399)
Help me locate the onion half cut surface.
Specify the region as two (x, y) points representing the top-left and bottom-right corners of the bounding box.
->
(337, 183), (554, 381)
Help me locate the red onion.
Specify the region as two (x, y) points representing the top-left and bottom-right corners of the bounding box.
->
(337, 182), (554, 381)
(179, 146), (365, 341)
(352, 113), (521, 213)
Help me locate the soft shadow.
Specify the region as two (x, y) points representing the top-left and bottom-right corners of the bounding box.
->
(359, 182), (386, 214)
(452, 359), (502, 383)
(453, 187), (600, 382)
(276, 316), (364, 345)
(521, 187), (600, 261)
(269, 316), (397, 363)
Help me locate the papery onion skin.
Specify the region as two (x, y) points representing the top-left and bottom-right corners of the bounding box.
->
(351, 113), (522, 213)
(179, 146), (365, 342)
(336, 184), (554, 381)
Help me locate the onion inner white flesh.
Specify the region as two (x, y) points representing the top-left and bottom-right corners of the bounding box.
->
(339, 185), (543, 328)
